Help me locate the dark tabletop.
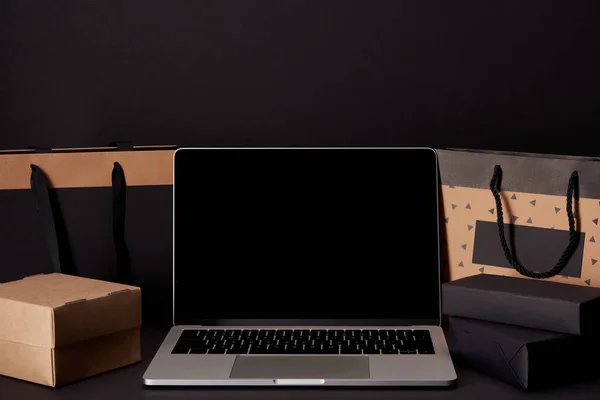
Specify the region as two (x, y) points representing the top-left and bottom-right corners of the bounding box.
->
(3, 327), (600, 400)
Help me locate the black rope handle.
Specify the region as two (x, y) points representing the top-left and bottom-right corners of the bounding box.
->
(112, 162), (132, 285)
(30, 162), (132, 284)
(489, 165), (579, 279)
(30, 164), (62, 273)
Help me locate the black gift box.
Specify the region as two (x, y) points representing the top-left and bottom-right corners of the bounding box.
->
(447, 316), (600, 390)
(443, 274), (600, 335)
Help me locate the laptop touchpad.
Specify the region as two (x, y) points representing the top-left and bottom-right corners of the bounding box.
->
(229, 356), (370, 379)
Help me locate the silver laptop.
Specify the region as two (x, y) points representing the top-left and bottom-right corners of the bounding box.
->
(143, 147), (457, 387)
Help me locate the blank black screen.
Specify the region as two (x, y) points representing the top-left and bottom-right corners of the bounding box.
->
(174, 148), (440, 323)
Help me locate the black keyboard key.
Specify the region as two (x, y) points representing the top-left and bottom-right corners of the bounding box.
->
(341, 348), (362, 354)
(287, 345), (304, 354)
(177, 340), (210, 349)
(413, 329), (430, 338)
(181, 330), (200, 339)
(258, 330), (274, 338)
(295, 330), (310, 339)
(228, 347), (246, 354)
(400, 349), (418, 354)
(190, 348), (208, 354)
(299, 346), (317, 354)
(249, 346), (270, 354)
(267, 345), (283, 353)
(322, 346), (340, 354)
(382, 348), (399, 354)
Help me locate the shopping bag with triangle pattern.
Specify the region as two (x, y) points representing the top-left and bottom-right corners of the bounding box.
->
(437, 148), (600, 288)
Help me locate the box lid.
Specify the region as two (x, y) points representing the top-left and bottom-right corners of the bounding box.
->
(443, 274), (600, 335)
(445, 274), (600, 303)
(0, 273), (141, 348)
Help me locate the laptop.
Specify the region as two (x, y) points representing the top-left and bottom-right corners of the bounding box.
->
(143, 147), (457, 387)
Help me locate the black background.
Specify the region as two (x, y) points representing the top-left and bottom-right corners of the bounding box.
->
(2, 0), (600, 153)
(1, 0), (600, 327)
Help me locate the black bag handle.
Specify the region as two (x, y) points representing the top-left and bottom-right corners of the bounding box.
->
(30, 165), (62, 274)
(112, 162), (132, 285)
(30, 162), (131, 284)
(489, 165), (579, 279)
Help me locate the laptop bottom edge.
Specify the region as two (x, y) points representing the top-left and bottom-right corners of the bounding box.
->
(142, 325), (458, 387)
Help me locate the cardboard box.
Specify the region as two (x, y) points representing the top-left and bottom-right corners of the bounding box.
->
(447, 316), (600, 390)
(442, 274), (600, 335)
(0, 273), (142, 387)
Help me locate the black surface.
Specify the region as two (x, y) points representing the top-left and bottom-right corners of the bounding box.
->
(442, 275), (600, 335)
(174, 148), (440, 324)
(472, 221), (585, 278)
(3, 327), (600, 399)
(2, 1), (600, 156)
(447, 317), (600, 390)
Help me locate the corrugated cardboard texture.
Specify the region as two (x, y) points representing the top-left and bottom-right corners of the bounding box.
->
(440, 184), (600, 288)
(443, 275), (600, 335)
(0, 148), (175, 189)
(0, 273), (141, 348)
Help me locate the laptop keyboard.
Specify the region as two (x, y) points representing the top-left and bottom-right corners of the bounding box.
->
(172, 329), (435, 355)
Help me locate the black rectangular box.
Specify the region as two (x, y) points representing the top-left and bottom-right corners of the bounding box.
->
(443, 274), (600, 335)
(447, 316), (600, 390)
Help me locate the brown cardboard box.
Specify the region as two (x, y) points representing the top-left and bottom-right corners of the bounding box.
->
(0, 273), (142, 387)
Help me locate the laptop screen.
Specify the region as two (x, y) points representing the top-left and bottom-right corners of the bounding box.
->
(174, 148), (440, 325)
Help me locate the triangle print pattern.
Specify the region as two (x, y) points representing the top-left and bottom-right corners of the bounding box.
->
(440, 183), (600, 288)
